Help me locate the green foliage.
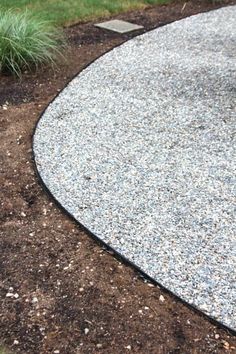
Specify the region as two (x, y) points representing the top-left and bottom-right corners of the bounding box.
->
(0, 1), (171, 26)
(0, 10), (65, 76)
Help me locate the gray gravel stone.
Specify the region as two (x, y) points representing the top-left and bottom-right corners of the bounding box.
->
(33, 7), (236, 331)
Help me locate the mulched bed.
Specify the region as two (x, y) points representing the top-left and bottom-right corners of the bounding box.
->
(0, 1), (236, 353)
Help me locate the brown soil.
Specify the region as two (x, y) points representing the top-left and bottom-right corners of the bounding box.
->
(0, 1), (236, 353)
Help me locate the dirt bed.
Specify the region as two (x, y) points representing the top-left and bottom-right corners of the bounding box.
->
(0, 1), (236, 353)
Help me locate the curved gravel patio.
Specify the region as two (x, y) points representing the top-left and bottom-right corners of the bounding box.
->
(33, 6), (236, 331)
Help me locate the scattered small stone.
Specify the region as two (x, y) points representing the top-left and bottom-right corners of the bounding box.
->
(147, 283), (155, 287)
(125, 345), (132, 350)
(16, 135), (23, 145)
(13, 340), (19, 345)
(84, 328), (89, 335)
(32, 297), (38, 304)
(222, 340), (230, 350)
(159, 295), (165, 302)
(54, 350), (60, 354)
(215, 333), (220, 339)
(96, 344), (102, 349)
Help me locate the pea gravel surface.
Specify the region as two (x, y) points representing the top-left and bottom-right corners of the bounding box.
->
(33, 6), (236, 331)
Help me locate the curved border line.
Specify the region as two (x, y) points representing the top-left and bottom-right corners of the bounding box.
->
(32, 7), (236, 335)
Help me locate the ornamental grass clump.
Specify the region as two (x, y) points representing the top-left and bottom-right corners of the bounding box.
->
(0, 10), (65, 76)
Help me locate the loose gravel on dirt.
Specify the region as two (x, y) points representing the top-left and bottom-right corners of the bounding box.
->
(33, 6), (236, 331)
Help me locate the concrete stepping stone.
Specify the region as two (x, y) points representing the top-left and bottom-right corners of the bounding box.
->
(33, 7), (236, 331)
(95, 19), (143, 33)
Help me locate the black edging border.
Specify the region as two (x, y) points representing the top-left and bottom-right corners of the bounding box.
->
(31, 6), (236, 337)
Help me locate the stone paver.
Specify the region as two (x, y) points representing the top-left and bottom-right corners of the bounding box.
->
(95, 19), (143, 33)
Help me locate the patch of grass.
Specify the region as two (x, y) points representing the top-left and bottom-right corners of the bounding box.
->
(0, 9), (65, 76)
(0, 1), (171, 26)
(0, 347), (11, 354)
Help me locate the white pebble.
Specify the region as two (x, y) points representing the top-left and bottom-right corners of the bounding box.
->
(159, 295), (165, 302)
